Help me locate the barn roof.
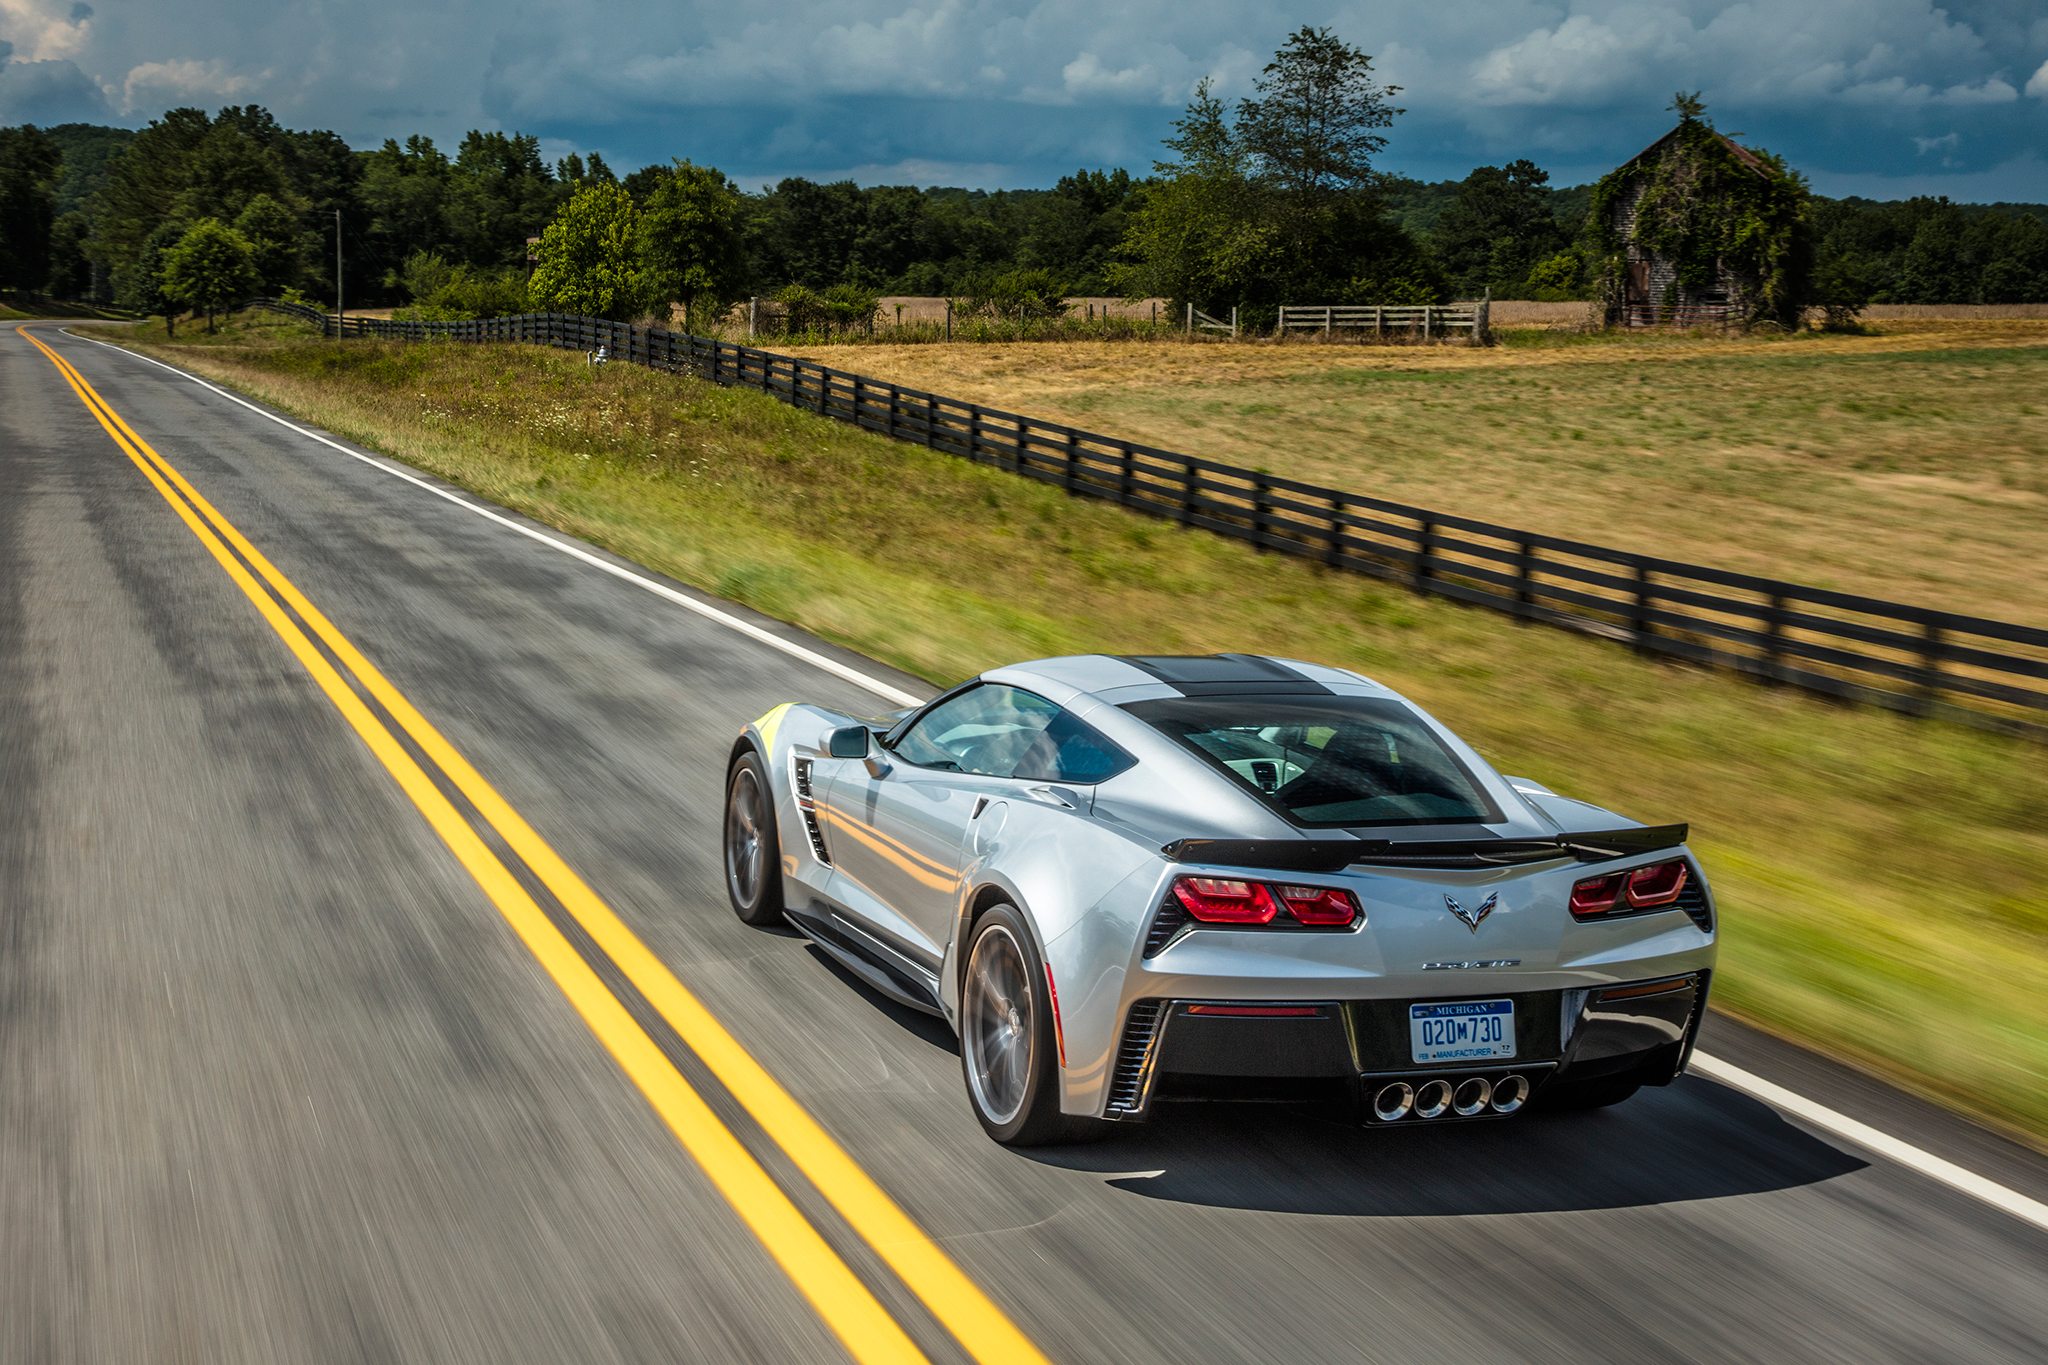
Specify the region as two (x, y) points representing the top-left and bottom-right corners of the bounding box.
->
(1617, 121), (1773, 179)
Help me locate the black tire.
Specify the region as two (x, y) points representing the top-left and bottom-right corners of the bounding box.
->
(1537, 1076), (1641, 1111)
(958, 904), (1105, 1147)
(724, 752), (785, 927)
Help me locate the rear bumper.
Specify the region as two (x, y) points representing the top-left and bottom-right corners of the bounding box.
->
(1107, 971), (1710, 1121)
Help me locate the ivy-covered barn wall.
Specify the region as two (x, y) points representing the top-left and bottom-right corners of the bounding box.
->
(1587, 115), (1812, 328)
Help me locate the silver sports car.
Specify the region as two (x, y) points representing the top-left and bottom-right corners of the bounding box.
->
(723, 654), (1716, 1145)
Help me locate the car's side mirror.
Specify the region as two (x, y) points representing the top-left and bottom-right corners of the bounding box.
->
(826, 726), (871, 759)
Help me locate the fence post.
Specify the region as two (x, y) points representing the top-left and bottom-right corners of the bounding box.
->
(1185, 303), (1193, 336)
(1230, 305), (1239, 340)
(851, 374), (863, 430)
(1424, 307), (1434, 342)
(1632, 561), (1655, 651)
(1323, 306), (1331, 339)
(1474, 288), (1492, 346)
(1917, 619), (1946, 714)
(748, 297), (757, 340)
(1326, 494), (1345, 567)
(1763, 591), (1787, 682)
(1415, 517), (1436, 591)
(1064, 431), (1080, 493)
(885, 383), (898, 439)
(1181, 461), (1199, 526)
(1119, 443), (1136, 503)
(1251, 474), (1270, 549)
(945, 299), (952, 342)
(1375, 306), (1384, 339)
(1516, 535), (1536, 619)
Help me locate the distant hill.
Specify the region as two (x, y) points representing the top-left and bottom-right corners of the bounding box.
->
(40, 123), (135, 215)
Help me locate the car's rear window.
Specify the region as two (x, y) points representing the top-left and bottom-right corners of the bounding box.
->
(1124, 694), (1500, 828)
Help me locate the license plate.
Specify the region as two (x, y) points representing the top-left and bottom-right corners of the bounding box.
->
(1410, 999), (1516, 1064)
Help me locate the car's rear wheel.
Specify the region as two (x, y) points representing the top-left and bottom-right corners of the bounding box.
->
(724, 752), (784, 927)
(959, 905), (1101, 1146)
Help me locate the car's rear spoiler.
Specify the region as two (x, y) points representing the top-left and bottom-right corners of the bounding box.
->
(1162, 824), (1689, 873)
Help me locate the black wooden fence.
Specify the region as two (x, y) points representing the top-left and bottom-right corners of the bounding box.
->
(247, 300), (2048, 733)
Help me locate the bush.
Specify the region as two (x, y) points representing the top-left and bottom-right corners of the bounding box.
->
(393, 249), (529, 320)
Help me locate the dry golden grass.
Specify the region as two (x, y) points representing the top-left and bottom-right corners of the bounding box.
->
(787, 319), (2048, 624)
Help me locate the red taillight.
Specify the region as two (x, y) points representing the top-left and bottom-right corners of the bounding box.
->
(1172, 876), (1279, 924)
(1569, 873), (1625, 918)
(1625, 861), (1689, 908)
(1572, 861), (1690, 918)
(1276, 885), (1360, 927)
(1169, 877), (1358, 927)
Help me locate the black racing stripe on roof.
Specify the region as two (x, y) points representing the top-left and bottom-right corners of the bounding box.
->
(1116, 654), (1332, 694)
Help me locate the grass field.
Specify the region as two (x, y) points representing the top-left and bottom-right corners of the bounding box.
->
(110, 315), (2048, 1147)
(788, 320), (2048, 625)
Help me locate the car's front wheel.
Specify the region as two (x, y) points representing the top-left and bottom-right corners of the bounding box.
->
(959, 905), (1102, 1147)
(724, 752), (784, 927)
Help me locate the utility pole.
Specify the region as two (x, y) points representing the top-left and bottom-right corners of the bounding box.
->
(334, 208), (344, 336)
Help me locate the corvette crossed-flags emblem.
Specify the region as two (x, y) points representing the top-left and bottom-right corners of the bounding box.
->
(1444, 891), (1499, 933)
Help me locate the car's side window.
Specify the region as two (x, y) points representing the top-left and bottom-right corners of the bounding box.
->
(892, 685), (1132, 784)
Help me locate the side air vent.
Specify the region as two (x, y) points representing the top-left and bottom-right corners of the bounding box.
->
(1142, 896), (1188, 957)
(1105, 1000), (1168, 1117)
(791, 757), (831, 864)
(1673, 874), (1712, 933)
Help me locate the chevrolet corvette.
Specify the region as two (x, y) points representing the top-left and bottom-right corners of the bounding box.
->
(723, 655), (1715, 1145)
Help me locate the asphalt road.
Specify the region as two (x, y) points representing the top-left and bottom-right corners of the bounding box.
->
(2, 321), (2043, 1365)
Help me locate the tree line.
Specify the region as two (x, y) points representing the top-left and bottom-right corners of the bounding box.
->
(2, 28), (2044, 329)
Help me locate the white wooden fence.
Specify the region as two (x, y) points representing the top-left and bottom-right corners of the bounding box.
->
(1278, 297), (1491, 343)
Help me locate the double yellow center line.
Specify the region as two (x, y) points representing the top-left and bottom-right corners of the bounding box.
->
(20, 327), (1048, 1365)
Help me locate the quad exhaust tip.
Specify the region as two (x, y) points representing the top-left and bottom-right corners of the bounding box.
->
(1413, 1079), (1454, 1120)
(1374, 1073), (1533, 1120)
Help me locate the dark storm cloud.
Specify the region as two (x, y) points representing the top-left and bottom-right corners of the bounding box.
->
(2, 0), (2045, 196)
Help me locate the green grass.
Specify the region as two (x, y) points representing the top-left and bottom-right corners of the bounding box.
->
(117, 315), (2048, 1147)
(789, 321), (2048, 625)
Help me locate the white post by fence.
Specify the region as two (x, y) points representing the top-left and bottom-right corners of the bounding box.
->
(1185, 302), (1193, 336)
(1230, 305), (1238, 339)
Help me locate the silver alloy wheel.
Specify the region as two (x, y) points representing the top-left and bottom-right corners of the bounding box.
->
(963, 922), (1034, 1127)
(725, 766), (767, 909)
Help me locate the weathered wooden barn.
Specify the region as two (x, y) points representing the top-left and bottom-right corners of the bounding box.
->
(1594, 118), (1802, 328)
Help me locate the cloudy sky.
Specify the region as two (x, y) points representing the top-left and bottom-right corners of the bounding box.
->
(4, 0), (2047, 198)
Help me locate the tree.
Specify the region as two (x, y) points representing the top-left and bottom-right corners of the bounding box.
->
(1238, 27), (1401, 202)
(130, 223), (185, 333)
(1431, 160), (1565, 296)
(1110, 79), (1277, 310)
(527, 181), (649, 320)
(233, 192), (304, 293)
(0, 125), (63, 291)
(636, 160), (746, 321)
(160, 218), (259, 331)
(449, 130), (561, 269)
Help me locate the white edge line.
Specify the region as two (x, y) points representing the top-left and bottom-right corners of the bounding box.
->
(65, 328), (2048, 1240)
(67, 328), (924, 710)
(1687, 1053), (2048, 1235)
